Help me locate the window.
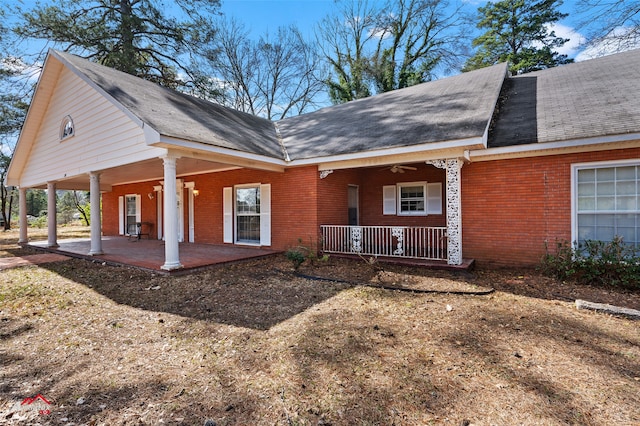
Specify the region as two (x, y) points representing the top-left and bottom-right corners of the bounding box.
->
(118, 194), (141, 236)
(574, 161), (640, 247)
(399, 184), (425, 213)
(223, 184), (271, 246)
(384, 182), (442, 216)
(59, 115), (74, 140)
(236, 186), (261, 243)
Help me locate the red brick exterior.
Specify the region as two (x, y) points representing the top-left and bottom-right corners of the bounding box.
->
(100, 148), (640, 266)
(462, 147), (640, 267)
(102, 166), (321, 251)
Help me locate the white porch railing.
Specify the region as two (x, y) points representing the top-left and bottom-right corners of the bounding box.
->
(320, 225), (448, 261)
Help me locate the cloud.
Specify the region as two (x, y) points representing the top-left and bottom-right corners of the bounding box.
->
(575, 26), (640, 61)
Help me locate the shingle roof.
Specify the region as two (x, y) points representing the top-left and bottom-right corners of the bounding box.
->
(277, 63), (508, 160)
(56, 50), (508, 162)
(55, 50), (284, 159)
(56, 48), (640, 162)
(489, 48), (640, 148)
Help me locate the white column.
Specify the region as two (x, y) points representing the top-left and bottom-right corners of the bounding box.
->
(153, 185), (163, 240)
(184, 182), (195, 243)
(47, 182), (58, 248)
(161, 154), (182, 270)
(89, 172), (104, 255)
(18, 187), (28, 244)
(427, 158), (464, 265)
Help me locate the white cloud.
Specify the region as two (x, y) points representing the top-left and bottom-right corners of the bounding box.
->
(547, 23), (585, 57)
(575, 26), (640, 61)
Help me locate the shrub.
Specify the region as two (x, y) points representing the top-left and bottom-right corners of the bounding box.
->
(285, 237), (329, 270)
(541, 236), (640, 289)
(285, 249), (306, 270)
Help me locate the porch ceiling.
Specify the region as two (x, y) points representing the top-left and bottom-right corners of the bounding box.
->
(42, 157), (238, 191)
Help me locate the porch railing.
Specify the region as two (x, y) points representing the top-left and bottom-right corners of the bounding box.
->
(320, 225), (448, 261)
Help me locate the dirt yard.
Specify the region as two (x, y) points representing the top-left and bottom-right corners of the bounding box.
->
(1, 227), (639, 425)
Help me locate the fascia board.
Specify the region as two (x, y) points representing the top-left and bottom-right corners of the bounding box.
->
(290, 137), (485, 169)
(469, 133), (640, 162)
(6, 52), (64, 187)
(155, 136), (287, 172)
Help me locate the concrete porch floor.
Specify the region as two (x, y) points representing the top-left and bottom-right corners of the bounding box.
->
(28, 236), (280, 274)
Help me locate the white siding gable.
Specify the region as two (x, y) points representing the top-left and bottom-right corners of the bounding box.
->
(17, 66), (165, 188)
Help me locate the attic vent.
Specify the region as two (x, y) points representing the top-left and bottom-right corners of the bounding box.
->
(60, 115), (75, 140)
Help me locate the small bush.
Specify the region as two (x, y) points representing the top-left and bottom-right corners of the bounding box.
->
(541, 236), (640, 289)
(285, 249), (306, 270)
(286, 237), (329, 270)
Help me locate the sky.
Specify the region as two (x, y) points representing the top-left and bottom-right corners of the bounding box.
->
(218, 0), (593, 60)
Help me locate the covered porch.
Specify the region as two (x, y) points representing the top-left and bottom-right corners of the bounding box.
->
(28, 236), (280, 274)
(317, 158), (467, 266)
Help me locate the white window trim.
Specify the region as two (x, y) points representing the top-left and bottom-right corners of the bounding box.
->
(384, 182), (443, 216)
(59, 115), (75, 141)
(571, 158), (640, 246)
(121, 193), (141, 236)
(397, 181), (429, 216)
(226, 183), (271, 247)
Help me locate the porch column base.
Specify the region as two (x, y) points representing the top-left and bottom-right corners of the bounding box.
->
(161, 261), (183, 271)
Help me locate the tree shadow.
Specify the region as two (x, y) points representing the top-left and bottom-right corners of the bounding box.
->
(43, 258), (351, 331)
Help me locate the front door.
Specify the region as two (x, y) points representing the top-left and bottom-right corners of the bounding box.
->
(348, 185), (359, 226)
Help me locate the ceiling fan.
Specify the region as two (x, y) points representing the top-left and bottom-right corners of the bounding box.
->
(385, 164), (417, 173)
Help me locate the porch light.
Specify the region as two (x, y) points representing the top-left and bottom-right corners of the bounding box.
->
(147, 192), (155, 199)
(192, 189), (200, 197)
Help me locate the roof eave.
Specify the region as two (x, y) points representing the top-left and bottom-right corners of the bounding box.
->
(287, 136), (486, 171)
(469, 132), (640, 162)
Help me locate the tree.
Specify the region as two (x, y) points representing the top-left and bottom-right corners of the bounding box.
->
(193, 19), (327, 119)
(576, 0), (640, 55)
(317, 0), (461, 104)
(58, 190), (90, 225)
(463, 0), (573, 75)
(369, 0), (463, 93)
(317, 0), (378, 103)
(14, 0), (221, 88)
(0, 8), (29, 230)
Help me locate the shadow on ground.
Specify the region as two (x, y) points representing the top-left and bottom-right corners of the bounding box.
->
(43, 257), (351, 331)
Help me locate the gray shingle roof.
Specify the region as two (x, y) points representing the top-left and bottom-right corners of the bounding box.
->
(56, 47), (640, 162)
(55, 50), (284, 159)
(489, 48), (640, 148)
(277, 63), (508, 160)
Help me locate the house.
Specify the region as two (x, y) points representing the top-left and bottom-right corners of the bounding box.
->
(6, 48), (640, 270)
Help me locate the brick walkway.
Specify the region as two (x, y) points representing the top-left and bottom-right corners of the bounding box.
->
(0, 253), (70, 271)
(27, 236), (280, 274)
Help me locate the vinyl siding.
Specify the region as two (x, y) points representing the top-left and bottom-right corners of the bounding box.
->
(18, 66), (164, 188)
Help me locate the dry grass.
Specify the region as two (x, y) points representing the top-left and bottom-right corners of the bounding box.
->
(1, 228), (639, 425)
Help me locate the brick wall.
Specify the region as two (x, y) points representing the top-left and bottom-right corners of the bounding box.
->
(462, 147), (640, 267)
(100, 147), (640, 266)
(101, 165), (320, 251)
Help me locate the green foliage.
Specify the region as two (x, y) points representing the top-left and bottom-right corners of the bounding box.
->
(15, 0), (221, 88)
(319, 0), (458, 103)
(286, 237), (329, 270)
(463, 0), (574, 75)
(541, 237), (640, 289)
(285, 249), (306, 271)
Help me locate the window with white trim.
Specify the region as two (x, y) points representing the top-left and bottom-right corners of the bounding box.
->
(236, 186), (261, 243)
(383, 182), (442, 216)
(223, 184), (271, 246)
(59, 115), (74, 140)
(574, 162), (640, 247)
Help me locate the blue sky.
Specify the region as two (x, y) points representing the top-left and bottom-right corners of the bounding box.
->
(219, 0), (593, 60)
